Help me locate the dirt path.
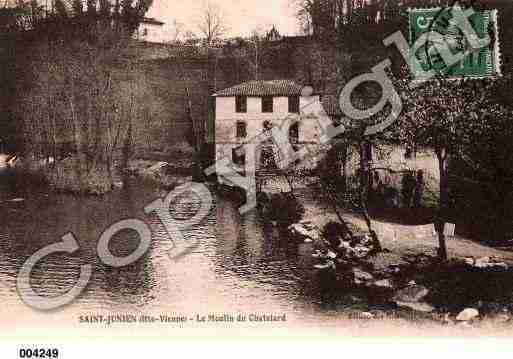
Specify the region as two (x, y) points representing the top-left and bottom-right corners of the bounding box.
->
(302, 199), (513, 265)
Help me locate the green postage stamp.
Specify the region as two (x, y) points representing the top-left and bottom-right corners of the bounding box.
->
(409, 6), (502, 79)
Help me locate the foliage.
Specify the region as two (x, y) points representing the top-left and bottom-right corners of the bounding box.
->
(5, 0), (157, 193)
(449, 80), (513, 242)
(322, 220), (352, 248)
(1, 0), (153, 35)
(266, 192), (305, 226)
(288, 0), (513, 259)
(45, 157), (113, 195)
(395, 77), (493, 155)
(391, 71), (513, 254)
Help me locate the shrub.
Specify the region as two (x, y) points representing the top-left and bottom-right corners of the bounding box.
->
(164, 142), (196, 157)
(266, 192), (305, 226)
(45, 158), (113, 195)
(322, 221), (352, 248)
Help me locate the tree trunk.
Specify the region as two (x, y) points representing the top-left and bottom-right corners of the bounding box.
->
(68, 86), (84, 193)
(340, 142), (348, 193)
(323, 181), (356, 239)
(436, 149), (449, 261)
(121, 114), (133, 179)
(359, 141), (382, 252)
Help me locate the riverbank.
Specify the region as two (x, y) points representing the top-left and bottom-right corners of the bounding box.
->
(126, 159), (193, 190)
(8, 143), (199, 195)
(300, 195), (513, 264)
(284, 187), (513, 328)
(1, 171), (513, 334)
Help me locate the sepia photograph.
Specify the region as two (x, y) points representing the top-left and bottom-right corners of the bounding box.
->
(0, 0), (512, 353)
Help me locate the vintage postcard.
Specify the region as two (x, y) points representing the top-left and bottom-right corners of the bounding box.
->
(0, 0), (512, 355)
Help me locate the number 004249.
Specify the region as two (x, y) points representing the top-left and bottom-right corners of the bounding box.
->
(19, 348), (59, 358)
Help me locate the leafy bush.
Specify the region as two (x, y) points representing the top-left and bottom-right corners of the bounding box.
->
(164, 142), (196, 157)
(266, 192), (305, 226)
(322, 221), (352, 248)
(45, 158), (112, 195)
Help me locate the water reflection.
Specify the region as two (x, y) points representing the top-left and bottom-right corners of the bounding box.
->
(0, 175), (347, 321)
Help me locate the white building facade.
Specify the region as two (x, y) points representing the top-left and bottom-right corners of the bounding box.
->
(213, 80), (331, 178)
(135, 17), (166, 43)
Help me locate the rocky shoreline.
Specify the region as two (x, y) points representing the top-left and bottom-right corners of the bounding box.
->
(287, 219), (513, 327)
(7, 155), (196, 196)
(126, 159), (193, 190)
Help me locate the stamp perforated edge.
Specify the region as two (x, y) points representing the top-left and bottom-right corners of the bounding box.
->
(492, 9), (503, 77)
(407, 6), (503, 80)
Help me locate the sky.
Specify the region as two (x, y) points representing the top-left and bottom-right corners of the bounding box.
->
(146, 0), (300, 41)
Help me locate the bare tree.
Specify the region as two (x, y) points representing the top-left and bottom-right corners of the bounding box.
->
(12, 0), (157, 193)
(197, 1), (227, 46)
(292, 0), (344, 36)
(169, 19), (185, 44)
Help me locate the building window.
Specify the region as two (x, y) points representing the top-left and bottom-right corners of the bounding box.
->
(405, 144), (417, 159)
(364, 142), (373, 162)
(236, 121), (247, 138)
(236, 96), (247, 113)
(262, 96), (273, 113)
(289, 122), (299, 150)
(288, 96), (300, 113)
(232, 146), (246, 166)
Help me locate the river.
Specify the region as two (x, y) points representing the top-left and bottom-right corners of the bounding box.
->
(3, 170), (508, 337)
(0, 170), (376, 336)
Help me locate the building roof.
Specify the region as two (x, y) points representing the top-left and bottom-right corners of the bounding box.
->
(213, 82), (344, 117)
(214, 80), (304, 97)
(141, 17), (165, 26)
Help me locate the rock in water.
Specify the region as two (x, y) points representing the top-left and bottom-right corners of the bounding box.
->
(494, 312), (510, 323)
(146, 161), (169, 173)
(373, 279), (395, 290)
(474, 257), (490, 267)
(314, 260), (336, 271)
(392, 285), (432, 312)
(326, 250), (337, 259)
(288, 223), (320, 242)
(8, 198), (25, 203)
(396, 301), (434, 313)
(352, 268), (374, 285)
(0, 154), (9, 168)
(472, 257), (509, 270)
(491, 262), (509, 270)
(464, 257), (475, 266)
(354, 245), (372, 258)
(301, 221), (315, 231)
(393, 285), (430, 303)
(456, 308), (479, 321)
(312, 251), (323, 258)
